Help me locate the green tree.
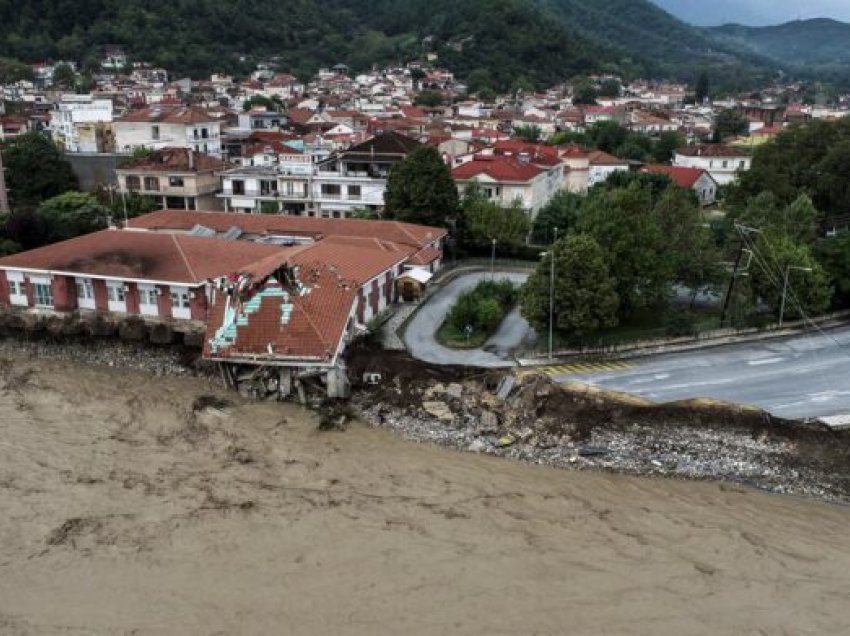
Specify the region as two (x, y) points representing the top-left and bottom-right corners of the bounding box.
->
(578, 183), (672, 313)
(460, 187), (530, 249)
(2, 132), (78, 206)
(730, 192), (820, 246)
(384, 146), (459, 226)
(520, 233), (619, 338)
(242, 94), (279, 112)
(713, 109), (749, 141)
(586, 121), (628, 154)
(513, 124), (542, 143)
(530, 190), (583, 244)
(0, 57), (32, 84)
(654, 187), (722, 300)
(598, 78), (621, 98)
(747, 232), (831, 320)
(572, 79), (598, 105)
(414, 90), (444, 108)
(37, 192), (110, 242)
(651, 131), (685, 163)
(815, 232), (850, 309)
(52, 63), (77, 89)
(694, 71), (710, 103)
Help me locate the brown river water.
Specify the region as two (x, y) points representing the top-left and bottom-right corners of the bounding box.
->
(1, 353), (849, 635)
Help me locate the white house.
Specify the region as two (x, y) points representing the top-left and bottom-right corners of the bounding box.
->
(642, 165), (718, 206)
(673, 145), (752, 186)
(451, 155), (561, 217)
(113, 106), (222, 156)
(50, 94), (114, 152)
(587, 151), (630, 188)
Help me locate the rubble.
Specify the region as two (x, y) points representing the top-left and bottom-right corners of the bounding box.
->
(354, 372), (850, 504)
(0, 338), (208, 378)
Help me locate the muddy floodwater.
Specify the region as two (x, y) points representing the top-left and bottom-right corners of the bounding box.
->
(2, 351), (850, 635)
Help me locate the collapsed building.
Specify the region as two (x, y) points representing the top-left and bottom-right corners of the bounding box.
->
(0, 210), (447, 399)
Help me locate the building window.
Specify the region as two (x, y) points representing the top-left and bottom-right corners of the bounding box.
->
(76, 279), (94, 300)
(171, 290), (191, 308)
(231, 180), (245, 195)
(151, 125), (160, 140)
(260, 180), (278, 195)
(321, 184), (341, 199)
(739, 160), (746, 169)
(34, 282), (53, 307)
(107, 285), (126, 303)
(169, 176), (185, 187)
(144, 176), (160, 191)
(126, 175), (141, 191)
(201, 128), (209, 139)
(722, 160), (729, 169)
(140, 287), (157, 306)
(348, 185), (361, 200)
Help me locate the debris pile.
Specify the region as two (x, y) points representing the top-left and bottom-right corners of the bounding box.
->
(355, 372), (850, 502)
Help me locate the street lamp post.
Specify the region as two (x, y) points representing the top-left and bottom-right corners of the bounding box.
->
(779, 265), (812, 327)
(548, 227), (558, 360)
(490, 238), (496, 280)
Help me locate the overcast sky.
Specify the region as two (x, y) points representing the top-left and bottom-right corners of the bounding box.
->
(651, 0), (850, 26)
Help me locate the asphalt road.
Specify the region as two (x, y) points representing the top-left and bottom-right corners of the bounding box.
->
(403, 271), (532, 367)
(552, 326), (850, 420)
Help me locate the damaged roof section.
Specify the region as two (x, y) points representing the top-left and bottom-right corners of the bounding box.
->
(204, 262), (357, 365)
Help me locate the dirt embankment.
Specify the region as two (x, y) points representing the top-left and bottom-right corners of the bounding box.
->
(349, 348), (850, 502)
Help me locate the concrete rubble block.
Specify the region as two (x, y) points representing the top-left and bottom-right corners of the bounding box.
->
(422, 400), (454, 422)
(445, 383), (464, 400)
(479, 410), (499, 433)
(423, 382), (446, 399)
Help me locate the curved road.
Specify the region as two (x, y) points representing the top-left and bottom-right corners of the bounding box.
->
(555, 326), (850, 420)
(403, 271), (534, 367)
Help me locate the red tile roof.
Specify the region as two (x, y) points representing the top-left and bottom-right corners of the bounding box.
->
(0, 230), (298, 284)
(127, 210), (446, 250)
(115, 147), (228, 173)
(642, 165), (711, 189)
(588, 150), (628, 166)
(203, 268), (356, 364)
(452, 156), (544, 182)
(675, 144), (751, 158)
(117, 106), (219, 125)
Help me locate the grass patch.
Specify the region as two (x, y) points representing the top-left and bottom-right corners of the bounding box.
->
(437, 278), (518, 350)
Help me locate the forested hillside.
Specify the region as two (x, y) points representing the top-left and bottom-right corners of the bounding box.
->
(0, 0), (774, 90)
(710, 19), (850, 84)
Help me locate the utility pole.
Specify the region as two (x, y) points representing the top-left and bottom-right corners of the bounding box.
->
(779, 265), (812, 328)
(548, 227), (558, 360)
(721, 224), (759, 328)
(490, 238), (496, 280)
(0, 144), (10, 214)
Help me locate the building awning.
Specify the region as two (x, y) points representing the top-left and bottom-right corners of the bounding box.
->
(399, 268), (433, 284)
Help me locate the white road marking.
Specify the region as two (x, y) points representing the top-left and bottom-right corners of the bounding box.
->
(747, 357), (785, 366)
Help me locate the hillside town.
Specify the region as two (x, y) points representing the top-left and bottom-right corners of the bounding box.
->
(1, 52), (850, 398)
(5, 3), (850, 633)
(2, 54), (849, 218)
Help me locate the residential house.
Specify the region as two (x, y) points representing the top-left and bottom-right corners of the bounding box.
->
(451, 155), (561, 216)
(673, 145), (752, 186)
(587, 150), (630, 187)
(114, 106), (223, 156)
(116, 147), (229, 210)
(0, 210), (447, 397)
(642, 165), (718, 206)
(50, 94), (114, 152)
